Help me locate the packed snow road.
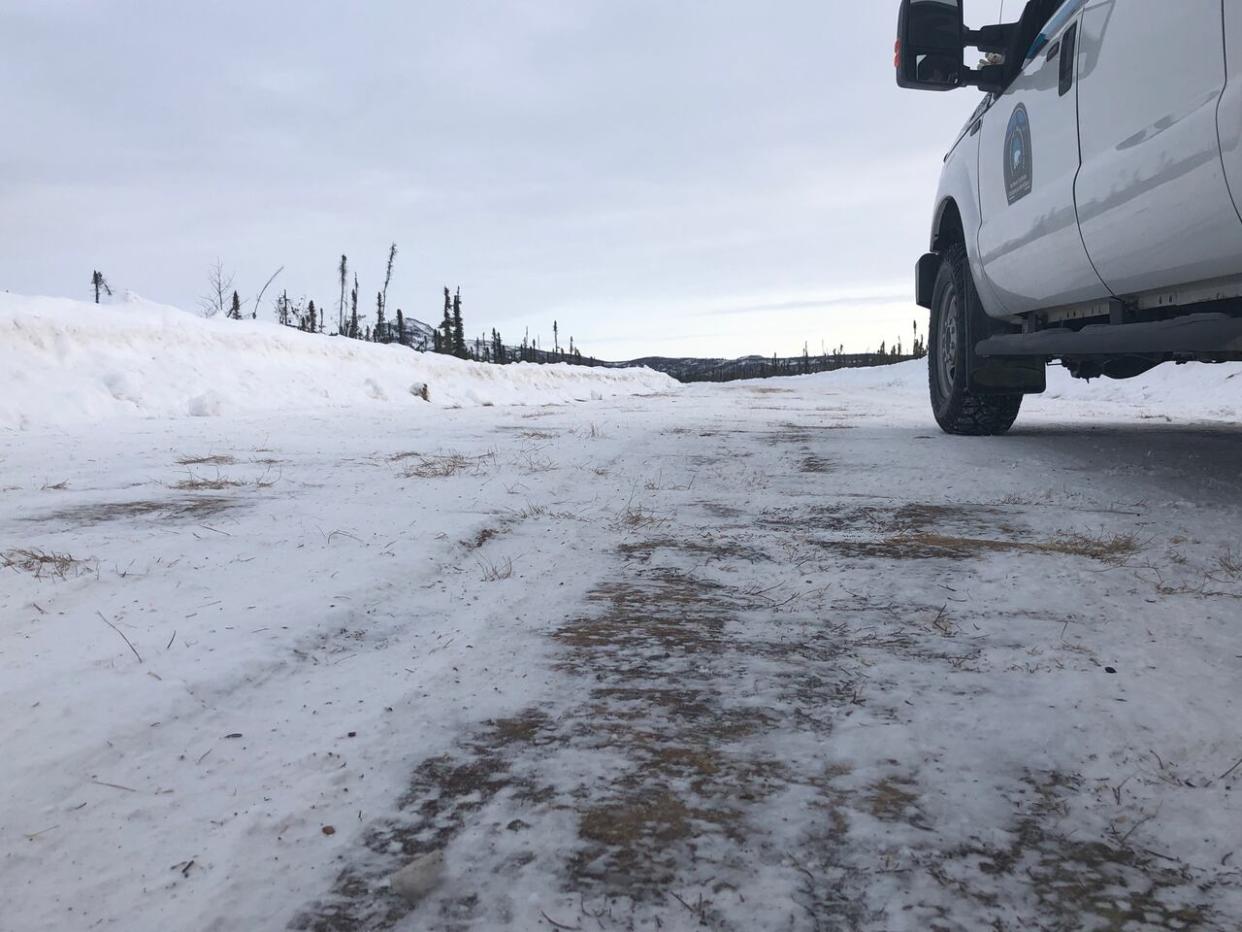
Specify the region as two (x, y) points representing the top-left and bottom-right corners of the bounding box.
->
(3, 363), (1242, 931)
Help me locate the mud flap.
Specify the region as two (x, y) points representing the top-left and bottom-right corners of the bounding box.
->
(962, 270), (1046, 395)
(971, 357), (1046, 393)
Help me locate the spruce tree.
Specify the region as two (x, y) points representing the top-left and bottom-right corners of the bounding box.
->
(228, 290), (242, 320)
(452, 288), (466, 358)
(375, 291), (386, 342)
(307, 300), (317, 333)
(349, 275), (359, 339)
(440, 288), (454, 354)
(397, 309), (406, 345)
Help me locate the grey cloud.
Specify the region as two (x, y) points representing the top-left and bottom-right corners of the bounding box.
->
(0, 0), (1007, 357)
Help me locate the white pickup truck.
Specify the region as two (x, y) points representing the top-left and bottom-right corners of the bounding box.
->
(896, 0), (1242, 434)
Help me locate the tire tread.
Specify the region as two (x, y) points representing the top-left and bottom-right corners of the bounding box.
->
(929, 245), (1023, 436)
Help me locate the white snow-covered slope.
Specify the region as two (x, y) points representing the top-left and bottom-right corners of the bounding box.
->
(765, 355), (1242, 423)
(0, 293), (676, 430)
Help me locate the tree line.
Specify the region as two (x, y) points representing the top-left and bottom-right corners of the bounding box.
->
(88, 256), (923, 378)
(177, 244), (588, 365)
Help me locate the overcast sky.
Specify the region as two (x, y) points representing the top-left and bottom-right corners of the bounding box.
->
(1, 0), (1006, 358)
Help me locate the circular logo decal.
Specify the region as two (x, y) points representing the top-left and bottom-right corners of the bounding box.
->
(1004, 104), (1033, 204)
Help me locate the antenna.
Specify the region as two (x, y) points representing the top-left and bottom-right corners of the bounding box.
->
(998, 0), (1006, 22)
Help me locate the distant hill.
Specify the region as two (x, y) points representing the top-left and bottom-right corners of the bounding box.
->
(596, 353), (920, 383)
(376, 316), (437, 351)
(386, 319), (921, 383)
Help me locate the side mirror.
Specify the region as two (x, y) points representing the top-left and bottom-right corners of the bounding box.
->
(895, 0), (965, 91)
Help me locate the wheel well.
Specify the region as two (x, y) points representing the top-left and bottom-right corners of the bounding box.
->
(932, 199), (965, 252)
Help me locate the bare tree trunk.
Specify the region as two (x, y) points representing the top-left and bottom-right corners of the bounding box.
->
(380, 243), (398, 328)
(338, 255), (348, 335)
(251, 266), (284, 320)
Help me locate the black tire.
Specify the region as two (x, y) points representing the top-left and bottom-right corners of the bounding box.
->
(928, 245), (1023, 436)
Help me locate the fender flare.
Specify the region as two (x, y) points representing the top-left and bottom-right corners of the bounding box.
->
(916, 198), (967, 309)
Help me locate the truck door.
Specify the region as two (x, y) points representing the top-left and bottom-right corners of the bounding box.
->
(976, 0), (1107, 315)
(1075, 0), (1242, 297)
(1221, 4), (1242, 221)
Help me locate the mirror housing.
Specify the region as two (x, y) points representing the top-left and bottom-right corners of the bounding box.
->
(895, 0), (965, 91)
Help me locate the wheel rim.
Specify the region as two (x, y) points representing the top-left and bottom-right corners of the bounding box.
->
(937, 286), (960, 390)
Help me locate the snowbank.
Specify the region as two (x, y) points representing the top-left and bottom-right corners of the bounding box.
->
(773, 356), (1242, 421)
(0, 293), (677, 429)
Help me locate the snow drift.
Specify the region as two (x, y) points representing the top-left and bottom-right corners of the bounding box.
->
(0, 293), (677, 430)
(772, 355), (1242, 422)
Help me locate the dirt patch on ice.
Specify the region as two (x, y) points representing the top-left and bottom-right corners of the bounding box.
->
(764, 423), (855, 444)
(758, 501), (1140, 565)
(291, 712), (559, 931)
(555, 570), (793, 905)
(864, 775), (922, 823)
(288, 490), (1185, 930)
(555, 572), (731, 659)
(760, 501), (1001, 535)
(799, 455), (834, 474)
(931, 771), (1214, 929)
(617, 535), (764, 564)
(33, 496), (244, 527)
(819, 531), (1139, 563)
(465, 525), (504, 550)
(293, 539), (813, 929)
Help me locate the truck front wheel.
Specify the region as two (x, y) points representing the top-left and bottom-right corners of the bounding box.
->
(928, 246), (1023, 436)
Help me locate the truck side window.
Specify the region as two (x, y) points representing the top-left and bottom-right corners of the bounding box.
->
(1022, 0), (1086, 67)
(1002, 0), (1068, 88)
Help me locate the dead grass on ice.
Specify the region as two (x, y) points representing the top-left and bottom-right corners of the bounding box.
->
(395, 451), (495, 479)
(614, 506), (670, 531)
(175, 454), (237, 466)
(1, 547), (96, 579)
(476, 556), (514, 582)
(173, 464), (280, 491)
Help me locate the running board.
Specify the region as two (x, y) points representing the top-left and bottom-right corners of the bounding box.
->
(976, 312), (1242, 357)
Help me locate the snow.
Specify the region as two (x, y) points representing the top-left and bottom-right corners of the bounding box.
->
(797, 352), (1242, 423)
(3, 292), (1242, 930)
(0, 293), (675, 430)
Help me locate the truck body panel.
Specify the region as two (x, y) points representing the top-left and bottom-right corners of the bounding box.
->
(1218, 0), (1242, 224)
(1075, 0), (1242, 297)
(932, 129), (1008, 316)
(976, 5), (1107, 315)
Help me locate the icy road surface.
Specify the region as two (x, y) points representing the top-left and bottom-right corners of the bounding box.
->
(3, 364), (1241, 931)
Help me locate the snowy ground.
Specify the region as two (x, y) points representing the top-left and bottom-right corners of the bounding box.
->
(3, 311), (1242, 930)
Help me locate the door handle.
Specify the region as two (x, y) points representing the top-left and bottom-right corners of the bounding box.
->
(1058, 23), (1078, 96)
